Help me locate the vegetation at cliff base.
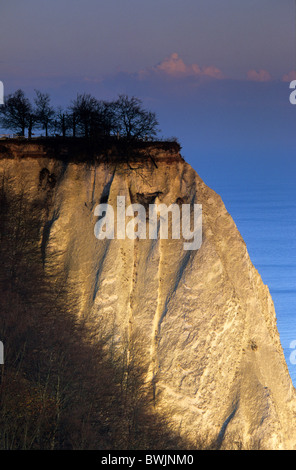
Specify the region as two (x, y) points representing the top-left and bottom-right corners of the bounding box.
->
(0, 176), (189, 450)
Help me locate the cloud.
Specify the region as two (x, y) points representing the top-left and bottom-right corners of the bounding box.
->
(247, 69), (272, 82)
(282, 71), (296, 82)
(139, 53), (224, 80)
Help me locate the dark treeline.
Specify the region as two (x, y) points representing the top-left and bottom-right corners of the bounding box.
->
(0, 175), (199, 450)
(0, 90), (159, 141)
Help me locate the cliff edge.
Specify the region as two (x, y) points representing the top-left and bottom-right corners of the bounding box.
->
(1, 141), (295, 449)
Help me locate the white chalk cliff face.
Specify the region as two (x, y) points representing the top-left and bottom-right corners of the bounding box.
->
(1, 142), (296, 449)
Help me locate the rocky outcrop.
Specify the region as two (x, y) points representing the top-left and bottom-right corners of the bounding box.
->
(1, 141), (295, 449)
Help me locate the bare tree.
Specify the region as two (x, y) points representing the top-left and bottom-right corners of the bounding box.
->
(52, 107), (72, 137)
(97, 100), (117, 136)
(34, 90), (55, 137)
(69, 93), (102, 138)
(0, 89), (32, 136)
(113, 95), (159, 140)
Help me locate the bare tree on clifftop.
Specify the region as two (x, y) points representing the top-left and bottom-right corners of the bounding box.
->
(113, 95), (159, 140)
(51, 107), (72, 137)
(69, 93), (103, 138)
(0, 89), (32, 137)
(34, 90), (55, 137)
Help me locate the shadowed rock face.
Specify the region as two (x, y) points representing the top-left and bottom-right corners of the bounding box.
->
(1, 142), (295, 450)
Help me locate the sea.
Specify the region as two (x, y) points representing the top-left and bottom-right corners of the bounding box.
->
(208, 179), (296, 386)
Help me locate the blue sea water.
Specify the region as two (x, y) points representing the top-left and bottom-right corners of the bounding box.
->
(159, 77), (296, 386)
(211, 183), (296, 386)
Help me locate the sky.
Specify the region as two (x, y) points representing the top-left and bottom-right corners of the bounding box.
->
(1, 0), (296, 82)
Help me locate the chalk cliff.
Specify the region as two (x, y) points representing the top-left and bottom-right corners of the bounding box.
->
(1, 139), (295, 449)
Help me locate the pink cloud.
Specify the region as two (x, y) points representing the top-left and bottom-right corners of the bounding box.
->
(139, 53), (224, 80)
(247, 69), (272, 82)
(201, 65), (224, 79)
(156, 52), (190, 75)
(282, 70), (296, 82)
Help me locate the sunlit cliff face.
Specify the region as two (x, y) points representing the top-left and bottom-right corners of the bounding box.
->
(1, 140), (296, 449)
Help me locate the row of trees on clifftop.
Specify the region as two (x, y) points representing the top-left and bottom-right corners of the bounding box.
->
(0, 89), (159, 140)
